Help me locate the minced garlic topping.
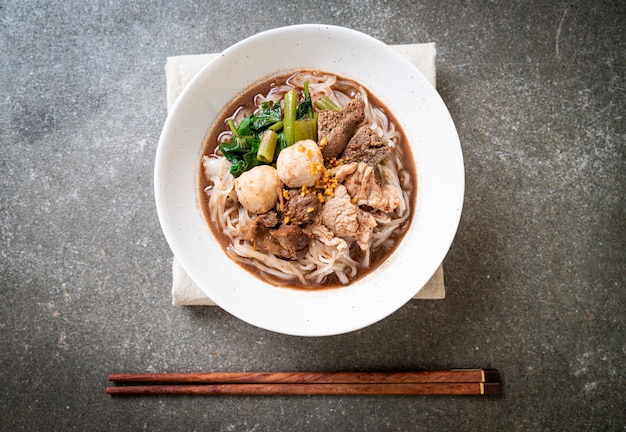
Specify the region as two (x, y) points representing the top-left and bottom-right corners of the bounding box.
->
(313, 163), (338, 202)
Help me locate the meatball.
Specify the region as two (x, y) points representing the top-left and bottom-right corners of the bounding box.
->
(276, 139), (324, 188)
(235, 165), (282, 214)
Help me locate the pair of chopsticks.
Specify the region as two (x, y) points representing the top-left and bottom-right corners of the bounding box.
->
(106, 369), (500, 396)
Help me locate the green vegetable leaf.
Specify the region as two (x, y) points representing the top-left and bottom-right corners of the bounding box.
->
(296, 81), (313, 120)
(243, 151), (261, 171)
(236, 116), (254, 137)
(220, 136), (249, 154)
(251, 101), (282, 130)
(235, 102), (283, 137)
(219, 135), (261, 177)
(275, 131), (287, 158)
(228, 159), (246, 177)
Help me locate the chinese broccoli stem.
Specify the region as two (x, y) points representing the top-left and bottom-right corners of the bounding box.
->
(268, 120), (283, 132)
(303, 81), (310, 101)
(314, 96), (340, 111)
(257, 129), (278, 163)
(227, 119), (240, 136)
(283, 90), (297, 146)
(293, 119), (317, 142)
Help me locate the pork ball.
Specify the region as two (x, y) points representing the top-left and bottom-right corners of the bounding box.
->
(276, 139), (324, 188)
(235, 165), (282, 214)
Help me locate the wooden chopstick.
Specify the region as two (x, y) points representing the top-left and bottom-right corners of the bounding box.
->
(106, 382), (500, 395)
(109, 369), (498, 384)
(106, 369), (500, 396)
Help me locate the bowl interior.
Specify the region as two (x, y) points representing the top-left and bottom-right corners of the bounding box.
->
(155, 24), (464, 336)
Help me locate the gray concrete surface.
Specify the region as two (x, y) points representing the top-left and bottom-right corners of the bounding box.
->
(1, 1), (624, 430)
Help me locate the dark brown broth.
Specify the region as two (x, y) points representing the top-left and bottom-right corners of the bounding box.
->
(198, 71), (417, 289)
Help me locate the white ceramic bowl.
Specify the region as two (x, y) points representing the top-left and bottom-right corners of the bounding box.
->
(155, 24), (464, 336)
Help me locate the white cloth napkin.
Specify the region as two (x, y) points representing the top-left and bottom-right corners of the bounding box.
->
(165, 42), (446, 305)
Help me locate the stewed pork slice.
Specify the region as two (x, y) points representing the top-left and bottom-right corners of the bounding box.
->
(317, 98), (365, 160)
(319, 184), (377, 250)
(244, 211), (310, 260)
(270, 225), (310, 260)
(301, 222), (348, 252)
(332, 162), (400, 213)
(340, 126), (391, 166)
(276, 188), (322, 225)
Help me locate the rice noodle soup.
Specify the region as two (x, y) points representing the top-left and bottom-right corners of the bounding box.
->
(199, 70), (416, 288)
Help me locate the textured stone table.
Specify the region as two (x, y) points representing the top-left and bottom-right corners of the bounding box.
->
(1, 1), (624, 430)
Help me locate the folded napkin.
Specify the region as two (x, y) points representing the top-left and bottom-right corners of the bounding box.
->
(165, 42), (445, 305)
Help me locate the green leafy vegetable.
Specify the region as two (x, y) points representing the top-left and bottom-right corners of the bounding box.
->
(250, 102), (283, 131)
(218, 102), (284, 177)
(218, 83), (322, 177)
(219, 136), (259, 177)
